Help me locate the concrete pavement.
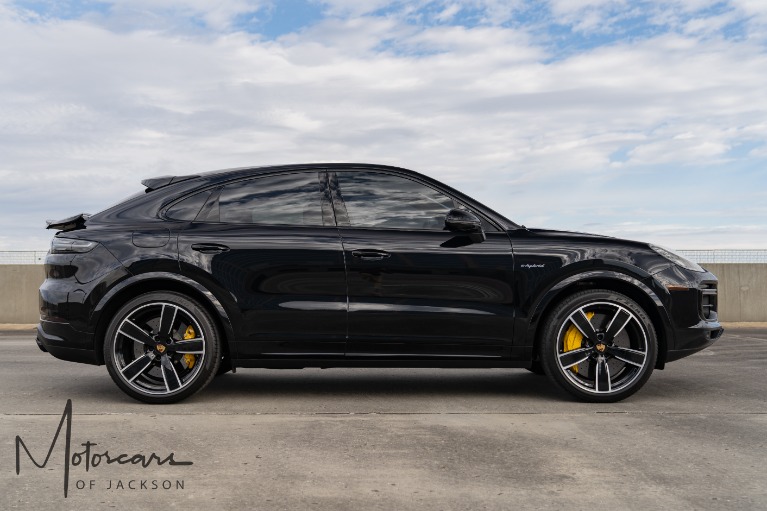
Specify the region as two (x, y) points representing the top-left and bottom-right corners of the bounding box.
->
(1, 328), (766, 510)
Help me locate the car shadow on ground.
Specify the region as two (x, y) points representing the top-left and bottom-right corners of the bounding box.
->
(201, 368), (565, 400)
(49, 368), (571, 405)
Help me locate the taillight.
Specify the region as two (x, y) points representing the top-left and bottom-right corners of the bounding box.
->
(50, 237), (97, 254)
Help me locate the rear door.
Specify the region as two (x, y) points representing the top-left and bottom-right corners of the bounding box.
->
(177, 170), (348, 358)
(329, 170), (515, 359)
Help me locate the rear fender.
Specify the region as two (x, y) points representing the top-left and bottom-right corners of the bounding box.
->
(91, 272), (238, 364)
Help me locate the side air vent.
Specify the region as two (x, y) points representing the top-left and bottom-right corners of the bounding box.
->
(700, 283), (718, 321)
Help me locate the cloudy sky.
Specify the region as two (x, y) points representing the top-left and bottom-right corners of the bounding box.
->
(1, 0), (765, 250)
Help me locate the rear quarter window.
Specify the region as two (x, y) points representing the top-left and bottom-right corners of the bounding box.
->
(165, 191), (212, 221)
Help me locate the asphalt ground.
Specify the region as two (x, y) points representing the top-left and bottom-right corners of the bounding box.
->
(1, 327), (765, 510)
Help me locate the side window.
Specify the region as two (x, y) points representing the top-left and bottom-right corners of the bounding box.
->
(335, 172), (455, 230)
(219, 172), (325, 226)
(165, 190), (211, 221)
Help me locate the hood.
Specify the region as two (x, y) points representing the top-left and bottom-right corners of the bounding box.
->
(523, 227), (613, 239)
(517, 227), (652, 249)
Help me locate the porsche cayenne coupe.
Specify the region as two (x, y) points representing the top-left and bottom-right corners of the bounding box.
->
(37, 163), (723, 403)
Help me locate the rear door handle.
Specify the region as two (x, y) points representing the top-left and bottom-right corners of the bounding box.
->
(191, 243), (230, 254)
(351, 249), (391, 261)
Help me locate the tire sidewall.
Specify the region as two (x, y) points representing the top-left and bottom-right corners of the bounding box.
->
(104, 291), (221, 404)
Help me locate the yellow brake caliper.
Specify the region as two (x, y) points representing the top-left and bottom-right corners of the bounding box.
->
(182, 325), (196, 369)
(563, 312), (594, 374)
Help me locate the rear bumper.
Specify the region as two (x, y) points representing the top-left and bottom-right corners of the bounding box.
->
(36, 321), (99, 365)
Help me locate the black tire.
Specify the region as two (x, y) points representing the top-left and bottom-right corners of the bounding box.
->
(526, 361), (546, 375)
(540, 289), (657, 403)
(104, 291), (221, 404)
(216, 356), (233, 376)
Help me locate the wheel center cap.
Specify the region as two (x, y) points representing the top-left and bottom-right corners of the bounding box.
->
(156, 344), (166, 353)
(595, 343), (606, 353)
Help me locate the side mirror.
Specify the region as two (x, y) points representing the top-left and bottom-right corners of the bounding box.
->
(445, 209), (486, 243)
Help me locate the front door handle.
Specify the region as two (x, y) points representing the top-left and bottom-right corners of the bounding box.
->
(191, 243), (230, 254)
(351, 249), (391, 261)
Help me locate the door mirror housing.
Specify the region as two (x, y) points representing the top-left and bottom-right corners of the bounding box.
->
(445, 209), (486, 242)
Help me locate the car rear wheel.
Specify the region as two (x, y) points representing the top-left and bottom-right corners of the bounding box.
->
(104, 291), (221, 404)
(540, 289), (657, 402)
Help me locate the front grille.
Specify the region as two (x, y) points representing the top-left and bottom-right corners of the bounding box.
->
(700, 283), (718, 320)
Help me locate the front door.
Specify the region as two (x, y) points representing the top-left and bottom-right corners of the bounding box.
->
(329, 170), (515, 358)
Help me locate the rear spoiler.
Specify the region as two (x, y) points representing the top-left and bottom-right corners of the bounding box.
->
(46, 213), (91, 231)
(141, 174), (200, 192)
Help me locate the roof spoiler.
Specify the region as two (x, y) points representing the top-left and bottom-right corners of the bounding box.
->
(141, 174), (200, 192)
(46, 213), (91, 231)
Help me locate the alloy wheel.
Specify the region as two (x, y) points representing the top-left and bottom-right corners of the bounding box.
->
(112, 302), (207, 396)
(555, 300), (649, 395)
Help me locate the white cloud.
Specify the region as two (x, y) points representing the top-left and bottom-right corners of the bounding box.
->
(0, 1), (764, 250)
(315, 0), (392, 17)
(731, 0), (767, 19)
(598, 223), (767, 249)
(88, 0), (268, 31)
(546, 0), (767, 38)
(318, 1), (524, 23)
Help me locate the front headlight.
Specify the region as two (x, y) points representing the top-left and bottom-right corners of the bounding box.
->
(51, 237), (97, 254)
(649, 244), (704, 273)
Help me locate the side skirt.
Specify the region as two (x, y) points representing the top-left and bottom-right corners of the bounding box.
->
(231, 358), (530, 369)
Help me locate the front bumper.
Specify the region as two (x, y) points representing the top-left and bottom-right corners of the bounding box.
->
(665, 320), (724, 362)
(652, 265), (724, 364)
(36, 320), (99, 365)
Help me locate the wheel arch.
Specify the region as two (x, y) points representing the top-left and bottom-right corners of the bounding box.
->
(91, 272), (237, 365)
(528, 270), (672, 369)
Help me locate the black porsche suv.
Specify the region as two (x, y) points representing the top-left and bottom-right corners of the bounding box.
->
(38, 163), (723, 403)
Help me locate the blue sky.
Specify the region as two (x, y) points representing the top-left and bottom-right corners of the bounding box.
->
(1, 0), (766, 249)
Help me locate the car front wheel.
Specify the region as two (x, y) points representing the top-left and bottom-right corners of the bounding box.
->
(104, 291), (221, 404)
(540, 289), (657, 402)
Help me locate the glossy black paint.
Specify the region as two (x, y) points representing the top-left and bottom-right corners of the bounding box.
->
(341, 228), (514, 358)
(38, 163), (722, 372)
(178, 222), (348, 357)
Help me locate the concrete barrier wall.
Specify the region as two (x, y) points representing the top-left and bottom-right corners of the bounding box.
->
(0, 263), (764, 324)
(0, 265), (45, 324)
(704, 264), (766, 322)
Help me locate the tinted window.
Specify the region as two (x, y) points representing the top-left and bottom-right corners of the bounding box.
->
(336, 172), (455, 230)
(165, 190), (211, 221)
(219, 172), (325, 226)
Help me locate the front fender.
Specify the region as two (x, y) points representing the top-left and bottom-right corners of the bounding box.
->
(519, 268), (674, 367)
(531, 269), (664, 323)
